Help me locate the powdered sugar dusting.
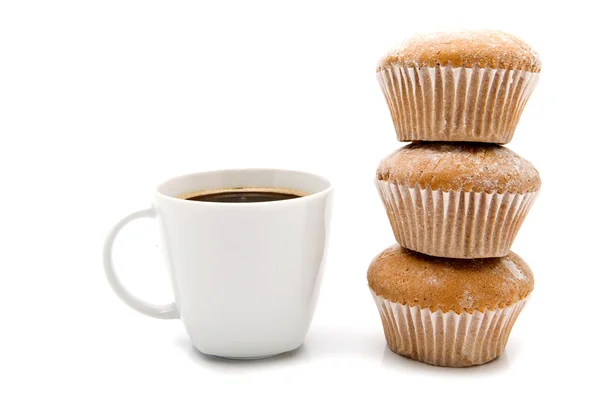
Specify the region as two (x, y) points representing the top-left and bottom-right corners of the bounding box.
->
(459, 291), (475, 309)
(503, 258), (526, 281)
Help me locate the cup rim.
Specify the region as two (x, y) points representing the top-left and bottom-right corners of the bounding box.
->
(155, 168), (333, 207)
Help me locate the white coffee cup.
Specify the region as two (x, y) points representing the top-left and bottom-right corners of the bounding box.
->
(103, 169), (333, 359)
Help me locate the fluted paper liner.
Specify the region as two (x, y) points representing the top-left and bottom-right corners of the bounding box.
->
(377, 65), (539, 143)
(376, 180), (538, 258)
(372, 290), (528, 367)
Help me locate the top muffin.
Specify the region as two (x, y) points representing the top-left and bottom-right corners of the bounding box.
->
(377, 30), (541, 72)
(376, 30), (541, 143)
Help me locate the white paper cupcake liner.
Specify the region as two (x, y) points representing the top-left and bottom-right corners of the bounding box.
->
(372, 290), (528, 367)
(376, 65), (539, 143)
(376, 181), (538, 258)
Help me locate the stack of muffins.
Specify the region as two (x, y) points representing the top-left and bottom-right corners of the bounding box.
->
(367, 30), (541, 367)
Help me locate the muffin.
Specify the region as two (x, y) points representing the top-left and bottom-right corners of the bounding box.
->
(368, 244), (534, 367)
(376, 142), (541, 258)
(376, 30), (541, 143)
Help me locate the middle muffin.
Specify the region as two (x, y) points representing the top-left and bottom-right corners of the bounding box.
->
(376, 142), (541, 258)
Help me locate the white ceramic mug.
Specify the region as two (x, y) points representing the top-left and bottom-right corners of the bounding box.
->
(103, 169), (333, 359)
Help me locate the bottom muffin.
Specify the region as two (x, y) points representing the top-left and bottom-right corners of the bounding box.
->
(367, 245), (534, 367)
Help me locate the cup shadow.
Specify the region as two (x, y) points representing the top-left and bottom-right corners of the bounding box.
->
(172, 335), (311, 370)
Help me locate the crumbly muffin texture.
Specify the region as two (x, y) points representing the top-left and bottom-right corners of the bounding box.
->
(377, 30), (541, 72)
(367, 244), (534, 313)
(376, 142), (541, 193)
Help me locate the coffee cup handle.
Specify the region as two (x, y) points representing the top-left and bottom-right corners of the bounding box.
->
(103, 208), (179, 319)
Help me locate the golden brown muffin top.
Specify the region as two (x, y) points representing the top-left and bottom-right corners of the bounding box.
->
(376, 142), (541, 193)
(377, 30), (541, 72)
(368, 244), (534, 313)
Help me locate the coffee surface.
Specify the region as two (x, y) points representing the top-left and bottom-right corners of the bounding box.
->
(183, 188), (302, 203)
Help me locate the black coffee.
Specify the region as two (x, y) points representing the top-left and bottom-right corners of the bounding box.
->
(184, 189), (301, 203)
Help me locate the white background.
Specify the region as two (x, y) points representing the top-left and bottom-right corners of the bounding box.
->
(1, 1), (597, 398)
